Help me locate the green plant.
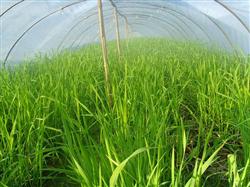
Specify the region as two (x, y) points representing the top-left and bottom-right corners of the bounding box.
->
(0, 38), (249, 186)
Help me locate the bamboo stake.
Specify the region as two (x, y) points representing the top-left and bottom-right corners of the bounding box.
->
(125, 18), (129, 48)
(125, 19), (129, 40)
(114, 8), (121, 57)
(97, 0), (112, 106)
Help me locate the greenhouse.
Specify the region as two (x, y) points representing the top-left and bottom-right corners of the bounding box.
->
(0, 0), (250, 186)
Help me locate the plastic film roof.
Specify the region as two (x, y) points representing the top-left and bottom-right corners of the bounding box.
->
(1, 0), (250, 65)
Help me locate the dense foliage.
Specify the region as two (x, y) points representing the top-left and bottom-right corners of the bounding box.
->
(0, 39), (249, 186)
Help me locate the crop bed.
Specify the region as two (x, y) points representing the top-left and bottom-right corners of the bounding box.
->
(0, 39), (249, 186)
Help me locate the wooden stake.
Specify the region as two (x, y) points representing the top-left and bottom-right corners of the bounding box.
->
(114, 8), (121, 57)
(125, 19), (129, 40)
(125, 18), (129, 48)
(97, 0), (112, 106)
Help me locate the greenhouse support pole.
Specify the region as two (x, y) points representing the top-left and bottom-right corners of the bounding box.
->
(125, 19), (129, 39)
(125, 18), (129, 48)
(97, 0), (112, 106)
(114, 8), (121, 57)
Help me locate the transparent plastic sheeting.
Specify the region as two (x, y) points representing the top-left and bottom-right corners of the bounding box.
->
(0, 0), (249, 65)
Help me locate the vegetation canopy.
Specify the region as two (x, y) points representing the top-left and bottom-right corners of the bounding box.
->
(0, 39), (249, 187)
